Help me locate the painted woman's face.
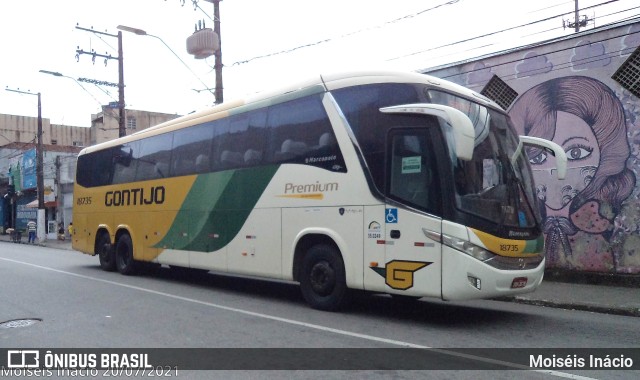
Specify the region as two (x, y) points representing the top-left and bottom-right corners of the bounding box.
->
(528, 111), (600, 211)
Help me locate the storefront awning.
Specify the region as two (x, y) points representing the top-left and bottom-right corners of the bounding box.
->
(25, 200), (58, 208)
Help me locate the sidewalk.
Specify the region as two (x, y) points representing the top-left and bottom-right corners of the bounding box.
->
(498, 272), (640, 317)
(1, 233), (638, 317)
(0, 233), (73, 251)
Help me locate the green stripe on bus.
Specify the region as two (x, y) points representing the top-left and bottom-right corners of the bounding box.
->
(154, 165), (280, 252)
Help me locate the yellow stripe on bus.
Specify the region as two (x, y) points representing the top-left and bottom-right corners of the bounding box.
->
(470, 228), (542, 257)
(276, 193), (324, 200)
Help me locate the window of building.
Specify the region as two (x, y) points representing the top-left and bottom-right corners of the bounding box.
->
(127, 116), (137, 130)
(612, 46), (640, 98)
(480, 75), (519, 111)
(51, 139), (58, 145)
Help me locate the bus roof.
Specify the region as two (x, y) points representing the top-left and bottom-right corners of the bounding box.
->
(78, 70), (499, 156)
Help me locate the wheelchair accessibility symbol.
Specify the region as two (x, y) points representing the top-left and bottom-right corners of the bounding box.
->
(385, 208), (398, 224)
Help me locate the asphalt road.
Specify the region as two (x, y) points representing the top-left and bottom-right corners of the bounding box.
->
(1, 243), (638, 379)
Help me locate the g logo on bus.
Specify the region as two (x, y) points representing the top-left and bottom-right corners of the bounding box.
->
(371, 260), (432, 290)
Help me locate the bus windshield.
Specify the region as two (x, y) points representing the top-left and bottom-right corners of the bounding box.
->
(332, 83), (541, 234)
(428, 90), (540, 228)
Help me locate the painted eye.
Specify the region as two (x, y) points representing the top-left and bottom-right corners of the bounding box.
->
(529, 151), (547, 165)
(566, 145), (593, 161)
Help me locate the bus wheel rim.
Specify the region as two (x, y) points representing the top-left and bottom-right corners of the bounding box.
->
(310, 261), (335, 296)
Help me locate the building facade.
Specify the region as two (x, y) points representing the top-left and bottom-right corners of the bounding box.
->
(423, 19), (640, 275)
(0, 143), (81, 237)
(89, 107), (180, 146)
(0, 113), (90, 147)
(0, 107), (179, 238)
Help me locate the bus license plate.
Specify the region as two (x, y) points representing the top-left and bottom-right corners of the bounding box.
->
(511, 277), (527, 289)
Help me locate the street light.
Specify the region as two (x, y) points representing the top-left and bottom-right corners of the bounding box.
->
(39, 70), (103, 107)
(117, 25), (216, 99)
(4, 87), (45, 243)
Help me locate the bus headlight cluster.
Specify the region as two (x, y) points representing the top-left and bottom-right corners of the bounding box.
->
(442, 234), (495, 262)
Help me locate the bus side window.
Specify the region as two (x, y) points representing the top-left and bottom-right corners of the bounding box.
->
(135, 132), (173, 181)
(220, 150), (243, 168)
(214, 109), (267, 170)
(244, 149), (263, 165)
(112, 142), (139, 184)
(266, 93), (344, 171)
(77, 147), (115, 187)
(171, 121), (215, 176)
(387, 131), (441, 216)
(243, 110), (267, 167)
(275, 139), (308, 162)
(195, 154), (210, 173)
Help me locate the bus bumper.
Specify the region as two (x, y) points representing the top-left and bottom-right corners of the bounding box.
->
(441, 247), (545, 301)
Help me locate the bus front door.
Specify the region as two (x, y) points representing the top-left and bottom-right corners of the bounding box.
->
(382, 129), (443, 298)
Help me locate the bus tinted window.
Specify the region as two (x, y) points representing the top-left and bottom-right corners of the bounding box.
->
(171, 121), (218, 176)
(217, 109), (267, 170)
(332, 83), (422, 190)
(136, 133), (173, 181)
(387, 131), (441, 215)
(112, 141), (140, 185)
(76, 147), (115, 187)
(267, 94), (345, 172)
(76, 94), (346, 188)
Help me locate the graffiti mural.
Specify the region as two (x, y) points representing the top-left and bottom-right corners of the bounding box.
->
(509, 76), (637, 272)
(425, 21), (640, 274)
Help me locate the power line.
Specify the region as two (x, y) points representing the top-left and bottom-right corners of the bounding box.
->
(230, 0), (462, 66)
(419, 4), (640, 65)
(389, 0), (625, 62)
(529, 1), (574, 14)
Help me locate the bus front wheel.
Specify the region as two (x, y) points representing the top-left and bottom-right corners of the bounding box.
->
(96, 233), (116, 272)
(115, 234), (138, 275)
(300, 244), (348, 311)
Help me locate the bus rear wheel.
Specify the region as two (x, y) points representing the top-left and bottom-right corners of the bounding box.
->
(96, 233), (116, 272)
(115, 234), (138, 275)
(300, 244), (348, 311)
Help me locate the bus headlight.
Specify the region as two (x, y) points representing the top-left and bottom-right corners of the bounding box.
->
(442, 234), (495, 261)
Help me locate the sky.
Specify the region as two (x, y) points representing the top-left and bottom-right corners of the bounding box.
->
(1, 0), (638, 128)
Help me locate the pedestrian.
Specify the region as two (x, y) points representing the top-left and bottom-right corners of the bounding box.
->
(58, 223), (66, 241)
(27, 219), (37, 244)
(68, 222), (74, 237)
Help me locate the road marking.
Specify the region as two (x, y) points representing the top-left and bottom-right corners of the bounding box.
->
(0, 257), (595, 379)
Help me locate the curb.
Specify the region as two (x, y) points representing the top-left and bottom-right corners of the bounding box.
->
(495, 296), (640, 318)
(543, 269), (640, 288)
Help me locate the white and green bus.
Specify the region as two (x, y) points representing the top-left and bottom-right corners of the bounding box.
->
(72, 70), (566, 311)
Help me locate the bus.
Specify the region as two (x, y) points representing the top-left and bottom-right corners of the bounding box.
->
(72, 70), (567, 311)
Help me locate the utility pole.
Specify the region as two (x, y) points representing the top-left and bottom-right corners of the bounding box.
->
(118, 30), (126, 137)
(5, 88), (45, 243)
(574, 0), (580, 32)
(75, 25), (126, 137)
(195, 0), (223, 104)
(213, 0), (223, 104)
(563, 0), (591, 33)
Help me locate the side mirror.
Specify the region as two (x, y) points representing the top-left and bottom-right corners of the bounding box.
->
(379, 104), (475, 160)
(517, 136), (567, 180)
